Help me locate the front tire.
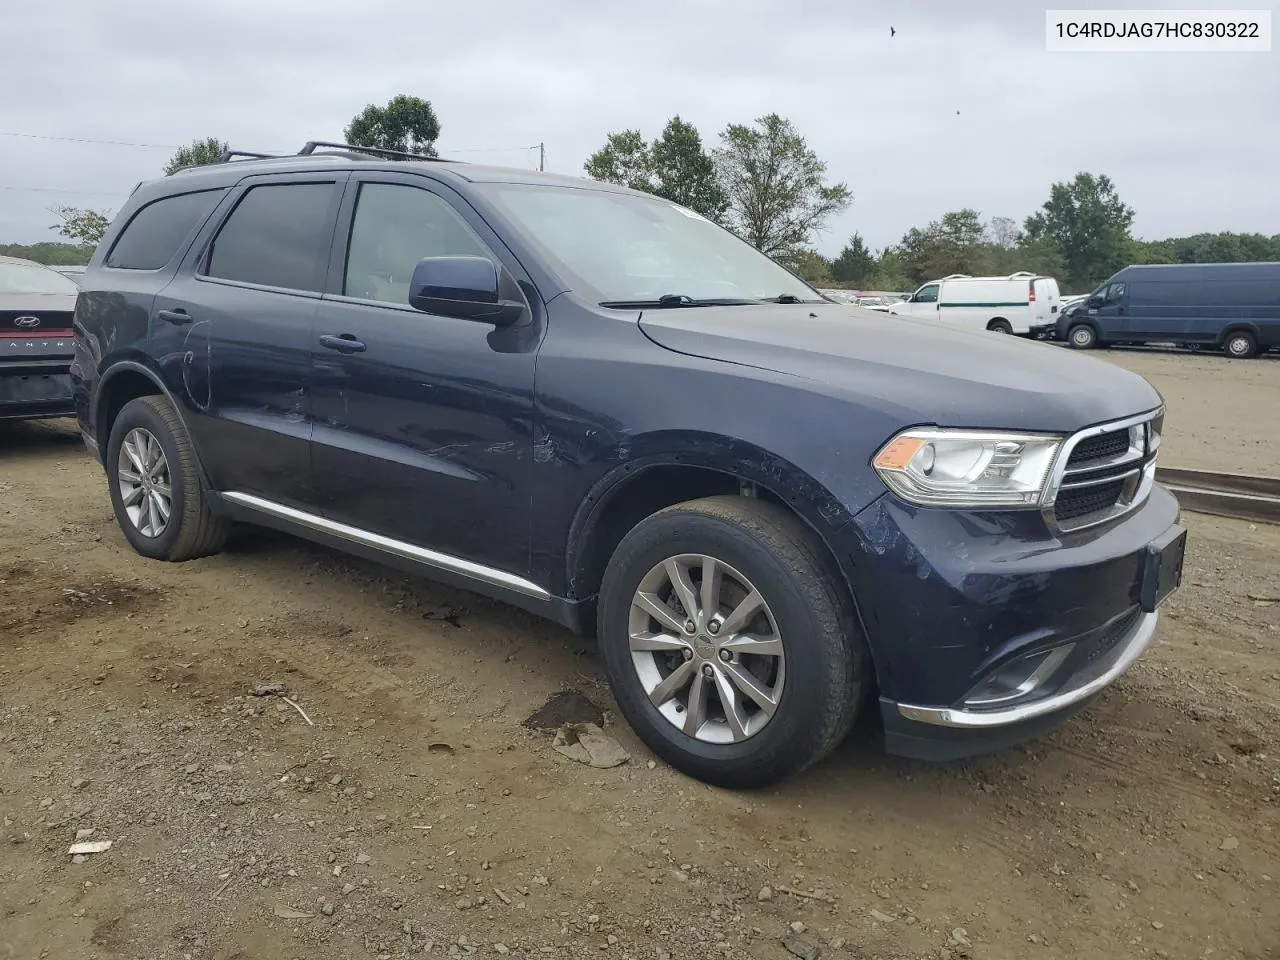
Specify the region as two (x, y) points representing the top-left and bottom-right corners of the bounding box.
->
(1067, 323), (1098, 349)
(1224, 330), (1257, 359)
(987, 320), (1013, 335)
(106, 396), (228, 561)
(597, 496), (867, 788)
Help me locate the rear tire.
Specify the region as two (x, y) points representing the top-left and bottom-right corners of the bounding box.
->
(1067, 324), (1097, 349)
(597, 495), (867, 788)
(106, 396), (228, 561)
(1224, 330), (1257, 359)
(987, 320), (1013, 335)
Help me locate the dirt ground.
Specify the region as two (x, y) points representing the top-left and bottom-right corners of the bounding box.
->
(1097, 348), (1279, 475)
(2, 351), (1278, 960)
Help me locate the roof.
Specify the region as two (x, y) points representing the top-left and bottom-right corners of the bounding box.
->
(159, 144), (630, 194)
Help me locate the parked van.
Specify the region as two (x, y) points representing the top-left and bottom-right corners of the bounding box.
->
(1056, 262), (1280, 358)
(888, 272), (1060, 336)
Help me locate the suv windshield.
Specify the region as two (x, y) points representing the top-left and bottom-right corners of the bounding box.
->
(0, 261), (80, 296)
(477, 183), (819, 305)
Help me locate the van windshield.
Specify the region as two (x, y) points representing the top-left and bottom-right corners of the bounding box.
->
(475, 183), (820, 305)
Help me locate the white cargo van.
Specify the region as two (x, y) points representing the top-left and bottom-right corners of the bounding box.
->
(888, 272), (1060, 336)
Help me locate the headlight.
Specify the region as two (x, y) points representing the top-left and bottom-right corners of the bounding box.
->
(873, 429), (1063, 508)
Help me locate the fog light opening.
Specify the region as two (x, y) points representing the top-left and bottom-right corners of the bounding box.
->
(964, 644), (1074, 709)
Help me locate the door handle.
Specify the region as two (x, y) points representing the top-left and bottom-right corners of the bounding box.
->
(156, 308), (192, 325)
(319, 333), (367, 354)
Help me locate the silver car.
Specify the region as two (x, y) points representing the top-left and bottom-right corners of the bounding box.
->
(0, 256), (80, 421)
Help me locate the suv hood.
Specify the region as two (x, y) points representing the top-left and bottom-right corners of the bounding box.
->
(638, 303), (1161, 433)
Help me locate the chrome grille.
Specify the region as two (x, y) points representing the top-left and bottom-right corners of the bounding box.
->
(1044, 410), (1162, 532)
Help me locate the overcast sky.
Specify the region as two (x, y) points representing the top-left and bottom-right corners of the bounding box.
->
(3, 0), (1276, 256)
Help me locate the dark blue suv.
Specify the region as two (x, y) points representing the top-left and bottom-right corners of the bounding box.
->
(71, 142), (1187, 787)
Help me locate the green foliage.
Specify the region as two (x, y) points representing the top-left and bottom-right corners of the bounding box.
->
(783, 248), (832, 285)
(584, 129), (655, 192)
(344, 95), (441, 158)
(649, 117), (728, 222)
(865, 248), (911, 292)
(0, 241), (95, 265)
(164, 137), (228, 175)
(1024, 172), (1135, 289)
(830, 234), (876, 285)
(1134, 231), (1280, 265)
(713, 114), (852, 260)
(49, 206), (111, 246)
(584, 119), (727, 222)
(896, 209), (988, 284)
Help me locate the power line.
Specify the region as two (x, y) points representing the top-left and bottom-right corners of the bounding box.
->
(0, 131), (178, 149)
(0, 185), (126, 196)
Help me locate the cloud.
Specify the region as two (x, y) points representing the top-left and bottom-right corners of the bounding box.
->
(2, 0), (1275, 255)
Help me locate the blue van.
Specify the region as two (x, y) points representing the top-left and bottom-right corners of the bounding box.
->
(1055, 262), (1280, 358)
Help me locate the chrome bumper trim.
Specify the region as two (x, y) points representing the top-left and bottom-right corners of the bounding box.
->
(896, 610), (1159, 728)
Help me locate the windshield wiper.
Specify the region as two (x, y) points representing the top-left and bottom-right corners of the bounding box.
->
(599, 294), (765, 308)
(759, 294), (823, 304)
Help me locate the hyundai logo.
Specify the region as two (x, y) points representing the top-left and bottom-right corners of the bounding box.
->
(14, 316), (41, 328)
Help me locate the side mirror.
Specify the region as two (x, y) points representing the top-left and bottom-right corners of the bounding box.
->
(1086, 295), (1103, 309)
(408, 256), (525, 325)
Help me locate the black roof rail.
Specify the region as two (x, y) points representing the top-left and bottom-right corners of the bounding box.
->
(297, 140), (454, 163)
(218, 149), (282, 162)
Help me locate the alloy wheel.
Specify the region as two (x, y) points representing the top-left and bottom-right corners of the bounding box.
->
(117, 427), (173, 538)
(628, 554), (785, 744)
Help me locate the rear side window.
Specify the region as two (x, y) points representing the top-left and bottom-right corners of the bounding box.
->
(105, 190), (224, 270)
(205, 183), (335, 292)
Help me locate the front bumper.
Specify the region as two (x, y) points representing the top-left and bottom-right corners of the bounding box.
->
(0, 361), (75, 421)
(848, 484), (1184, 761)
(881, 609), (1159, 760)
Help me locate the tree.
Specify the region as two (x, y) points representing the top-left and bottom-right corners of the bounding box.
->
(896, 209), (988, 284)
(986, 216), (1021, 250)
(830, 234), (876, 285)
(164, 137), (227, 175)
(648, 117), (728, 222)
(783, 248), (832, 285)
(344, 95), (441, 157)
(0, 241), (96, 265)
(583, 129), (654, 192)
(50, 206), (111, 246)
(713, 114), (852, 261)
(1024, 173), (1135, 289)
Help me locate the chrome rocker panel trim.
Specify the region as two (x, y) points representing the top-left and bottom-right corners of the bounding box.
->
(221, 491), (550, 600)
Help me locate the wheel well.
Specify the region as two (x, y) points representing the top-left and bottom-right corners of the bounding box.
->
(97, 371), (163, 446)
(986, 317), (1010, 329)
(568, 464), (860, 631)
(1221, 324), (1255, 343)
(570, 466), (739, 607)
(568, 464), (881, 698)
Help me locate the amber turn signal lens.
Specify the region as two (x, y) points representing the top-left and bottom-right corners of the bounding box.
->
(873, 435), (926, 471)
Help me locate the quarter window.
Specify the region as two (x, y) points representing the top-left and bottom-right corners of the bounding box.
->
(205, 183), (335, 292)
(105, 190), (224, 270)
(343, 184), (496, 305)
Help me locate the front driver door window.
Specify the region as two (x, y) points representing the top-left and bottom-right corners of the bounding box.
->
(343, 184), (495, 305)
(915, 284), (940, 303)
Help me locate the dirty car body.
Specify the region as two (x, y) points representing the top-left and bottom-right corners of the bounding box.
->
(72, 147), (1186, 785)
